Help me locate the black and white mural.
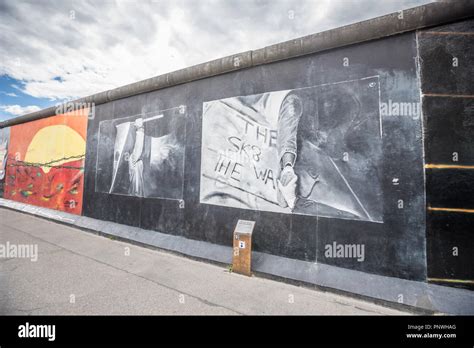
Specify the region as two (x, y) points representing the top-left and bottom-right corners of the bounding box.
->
(95, 106), (186, 200)
(200, 77), (384, 222)
(0, 127), (10, 196)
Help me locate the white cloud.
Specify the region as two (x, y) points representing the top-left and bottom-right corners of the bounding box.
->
(0, 104), (41, 116)
(0, 0), (435, 101)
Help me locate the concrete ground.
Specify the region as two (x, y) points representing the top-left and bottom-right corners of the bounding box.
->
(0, 208), (410, 315)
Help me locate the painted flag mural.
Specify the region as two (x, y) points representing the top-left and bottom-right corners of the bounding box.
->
(94, 106), (186, 200)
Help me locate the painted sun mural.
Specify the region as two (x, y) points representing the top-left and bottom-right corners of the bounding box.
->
(3, 109), (88, 215)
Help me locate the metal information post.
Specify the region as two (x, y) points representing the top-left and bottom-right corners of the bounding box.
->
(232, 220), (255, 276)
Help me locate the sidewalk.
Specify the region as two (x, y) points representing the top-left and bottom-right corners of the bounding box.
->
(0, 208), (409, 315)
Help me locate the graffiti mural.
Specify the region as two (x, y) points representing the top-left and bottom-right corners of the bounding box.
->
(95, 106), (186, 200)
(200, 77), (384, 222)
(0, 127), (10, 197)
(3, 110), (88, 214)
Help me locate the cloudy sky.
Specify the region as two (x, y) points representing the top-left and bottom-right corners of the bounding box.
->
(0, 0), (435, 121)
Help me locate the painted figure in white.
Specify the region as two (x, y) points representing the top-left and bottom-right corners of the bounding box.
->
(0, 138), (8, 181)
(128, 117), (145, 196)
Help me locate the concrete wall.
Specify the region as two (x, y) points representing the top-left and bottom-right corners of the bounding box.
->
(0, 3), (472, 297)
(83, 31), (426, 281)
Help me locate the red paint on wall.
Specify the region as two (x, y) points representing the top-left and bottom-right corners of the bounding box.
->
(4, 109), (88, 215)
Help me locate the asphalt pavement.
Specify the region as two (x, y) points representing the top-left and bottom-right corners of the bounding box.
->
(0, 208), (409, 315)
